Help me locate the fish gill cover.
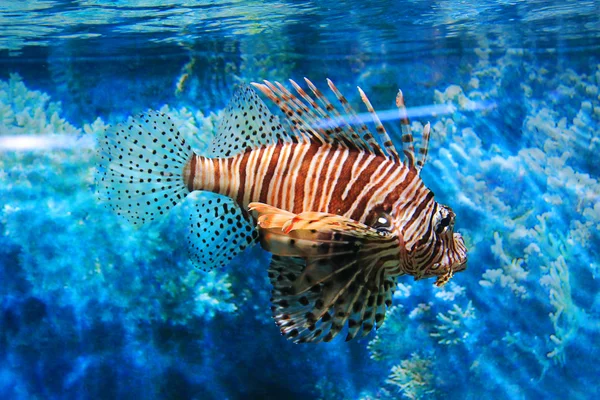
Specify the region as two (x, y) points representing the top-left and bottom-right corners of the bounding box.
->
(0, 1), (599, 399)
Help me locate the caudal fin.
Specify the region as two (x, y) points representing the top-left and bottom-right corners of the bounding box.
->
(96, 110), (192, 225)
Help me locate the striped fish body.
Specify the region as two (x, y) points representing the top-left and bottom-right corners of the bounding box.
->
(183, 142), (425, 224)
(97, 78), (468, 343)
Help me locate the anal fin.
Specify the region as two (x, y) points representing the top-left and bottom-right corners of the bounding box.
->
(187, 195), (258, 271)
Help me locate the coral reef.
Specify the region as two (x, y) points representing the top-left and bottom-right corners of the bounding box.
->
(0, 75), (246, 397)
(1, 74), (235, 328)
(479, 232), (529, 299)
(0, 73), (79, 135)
(2, 29), (600, 398)
(385, 353), (436, 400)
(360, 46), (599, 399)
(0, 74), (372, 400)
(540, 255), (579, 365)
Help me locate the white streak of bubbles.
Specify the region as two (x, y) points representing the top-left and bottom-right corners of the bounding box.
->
(0, 135), (95, 151)
(312, 100), (497, 130)
(0, 100), (496, 151)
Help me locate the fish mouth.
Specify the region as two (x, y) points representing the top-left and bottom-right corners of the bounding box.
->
(430, 257), (467, 278)
(452, 257), (468, 273)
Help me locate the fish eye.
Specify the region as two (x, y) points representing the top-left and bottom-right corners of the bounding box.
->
(440, 216), (451, 228)
(434, 206), (454, 234)
(370, 211), (393, 234)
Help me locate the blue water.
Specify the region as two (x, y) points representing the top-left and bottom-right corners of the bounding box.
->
(1, 1), (599, 399)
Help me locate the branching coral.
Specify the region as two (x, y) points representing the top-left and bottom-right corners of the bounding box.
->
(1, 75), (237, 330)
(385, 353), (436, 400)
(190, 270), (237, 319)
(367, 306), (409, 363)
(0, 73), (80, 136)
(427, 48), (600, 370)
(156, 104), (219, 153)
(479, 232), (529, 299)
(367, 304), (435, 364)
(430, 301), (476, 346)
(539, 255), (580, 365)
(434, 282), (466, 302)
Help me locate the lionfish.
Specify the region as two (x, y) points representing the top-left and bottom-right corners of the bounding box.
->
(97, 78), (468, 343)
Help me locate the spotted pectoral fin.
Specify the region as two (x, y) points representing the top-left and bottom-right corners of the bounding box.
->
(268, 255), (399, 343)
(249, 202), (404, 343)
(249, 202), (390, 258)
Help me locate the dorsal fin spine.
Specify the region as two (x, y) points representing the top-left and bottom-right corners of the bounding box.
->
(252, 82), (322, 145)
(256, 79), (419, 163)
(289, 79), (365, 151)
(302, 78), (346, 146)
(325, 78), (374, 152)
(357, 86), (400, 162)
(272, 81), (335, 146)
(326, 79), (377, 154)
(395, 89), (416, 169)
(416, 122), (431, 172)
(289, 79), (324, 116)
(304, 78), (342, 122)
(251, 82), (309, 143)
(263, 80), (315, 143)
(305, 78), (368, 150)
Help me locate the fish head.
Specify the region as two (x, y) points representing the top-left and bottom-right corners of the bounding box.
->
(423, 203), (468, 286)
(393, 201), (468, 286)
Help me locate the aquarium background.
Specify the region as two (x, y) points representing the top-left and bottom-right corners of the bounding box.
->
(1, 1), (599, 399)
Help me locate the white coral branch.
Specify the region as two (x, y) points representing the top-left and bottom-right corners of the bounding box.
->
(430, 301), (476, 345)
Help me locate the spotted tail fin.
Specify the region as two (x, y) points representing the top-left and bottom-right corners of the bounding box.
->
(96, 110), (192, 225)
